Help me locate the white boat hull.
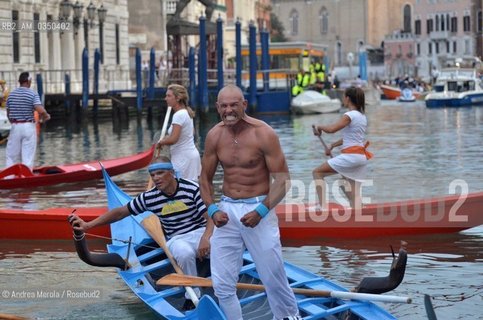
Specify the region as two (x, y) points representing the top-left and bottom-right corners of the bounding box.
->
(425, 68), (483, 108)
(291, 90), (341, 114)
(0, 108), (11, 138)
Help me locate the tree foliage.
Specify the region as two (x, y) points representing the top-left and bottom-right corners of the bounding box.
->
(270, 13), (287, 42)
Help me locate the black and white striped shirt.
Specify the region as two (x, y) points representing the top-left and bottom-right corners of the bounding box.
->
(6, 87), (41, 122)
(127, 178), (207, 239)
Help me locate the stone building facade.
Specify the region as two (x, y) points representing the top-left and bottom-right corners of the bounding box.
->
(271, 0), (410, 69)
(0, 0), (130, 93)
(413, 0), (482, 78)
(128, 0), (265, 72)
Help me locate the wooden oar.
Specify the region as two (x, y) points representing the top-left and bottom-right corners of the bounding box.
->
(312, 125), (332, 157)
(146, 106), (172, 189)
(141, 214), (199, 306)
(156, 273), (412, 304)
(0, 313), (29, 320)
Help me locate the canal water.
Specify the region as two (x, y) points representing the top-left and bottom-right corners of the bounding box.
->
(0, 100), (482, 319)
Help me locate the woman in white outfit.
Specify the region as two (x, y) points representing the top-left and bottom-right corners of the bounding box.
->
(157, 84), (201, 181)
(312, 86), (373, 208)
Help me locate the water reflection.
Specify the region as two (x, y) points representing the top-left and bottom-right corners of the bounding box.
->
(283, 226), (483, 320)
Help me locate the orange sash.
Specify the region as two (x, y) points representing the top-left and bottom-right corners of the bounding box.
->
(341, 141), (373, 160)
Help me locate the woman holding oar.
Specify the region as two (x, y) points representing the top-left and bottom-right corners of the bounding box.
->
(157, 84), (201, 181)
(312, 86), (373, 209)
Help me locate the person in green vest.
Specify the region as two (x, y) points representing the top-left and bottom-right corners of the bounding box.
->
(302, 69), (311, 88)
(309, 62), (317, 85)
(291, 69), (305, 97)
(315, 62), (325, 84)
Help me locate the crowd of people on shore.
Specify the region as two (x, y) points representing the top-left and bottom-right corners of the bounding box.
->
(379, 74), (430, 93)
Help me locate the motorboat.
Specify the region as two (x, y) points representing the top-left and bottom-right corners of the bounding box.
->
(425, 68), (483, 107)
(291, 90), (341, 114)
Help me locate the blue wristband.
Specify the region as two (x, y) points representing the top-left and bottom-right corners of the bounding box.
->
(207, 203), (220, 218)
(254, 203), (270, 218)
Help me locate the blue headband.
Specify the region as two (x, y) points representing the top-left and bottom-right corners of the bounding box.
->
(148, 162), (174, 172)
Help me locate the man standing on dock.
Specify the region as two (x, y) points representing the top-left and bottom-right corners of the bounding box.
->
(5, 72), (50, 169)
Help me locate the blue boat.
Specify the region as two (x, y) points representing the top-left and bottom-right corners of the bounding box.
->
(425, 68), (483, 108)
(71, 168), (408, 319)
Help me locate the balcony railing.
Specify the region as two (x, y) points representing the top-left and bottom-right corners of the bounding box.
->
(429, 30), (450, 40)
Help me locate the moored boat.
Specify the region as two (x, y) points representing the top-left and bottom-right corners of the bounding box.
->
(0, 145), (154, 189)
(0, 108), (11, 139)
(68, 168), (408, 319)
(425, 68), (483, 108)
(291, 90), (341, 114)
(380, 84), (423, 100)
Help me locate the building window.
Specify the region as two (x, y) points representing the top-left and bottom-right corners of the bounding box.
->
(319, 7), (328, 35)
(451, 17), (458, 32)
(464, 39), (470, 54)
(84, 19), (89, 50)
(99, 23), (104, 64)
(478, 11), (482, 32)
(12, 10), (19, 63)
(115, 24), (120, 65)
(435, 42), (439, 54)
(416, 43), (420, 55)
(415, 19), (421, 35)
(435, 15), (439, 31)
(446, 14), (450, 31)
(440, 14), (445, 31)
(336, 42), (342, 65)
(427, 18), (433, 34)
(446, 41), (450, 53)
(34, 13), (41, 63)
(463, 15), (470, 32)
(166, 1), (177, 15)
(453, 41), (457, 53)
(428, 42), (432, 55)
(289, 9), (298, 35)
(403, 5), (411, 32)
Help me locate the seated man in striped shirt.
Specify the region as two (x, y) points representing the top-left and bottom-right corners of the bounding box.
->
(6, 72), (50, 169)
(69, 156), (213, 310)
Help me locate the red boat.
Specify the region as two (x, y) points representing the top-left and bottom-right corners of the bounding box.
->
(379, 84), (423, 100)
(0, 207), (109, 239)
(276, 191), (483, 240)
(0, 145), (154, 189)
(2, 191), (481, 240)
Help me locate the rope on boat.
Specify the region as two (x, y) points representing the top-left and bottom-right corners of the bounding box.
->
(82, 232), (160, 250)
